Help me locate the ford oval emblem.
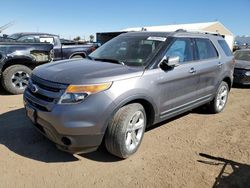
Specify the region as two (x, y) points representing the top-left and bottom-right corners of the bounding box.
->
(31, 84), (38, 93)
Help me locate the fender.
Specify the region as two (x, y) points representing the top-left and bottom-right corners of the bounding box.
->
(114, 94), (159, 117)
(216, 70), (233, 90)
(100, 92), (159, 134)
(0, 50), (53, 74)
(0, 42), (53, 74)
(0, 51), (6, 62)
(0, 55), (35, 73)
(0, 52), (6, 74)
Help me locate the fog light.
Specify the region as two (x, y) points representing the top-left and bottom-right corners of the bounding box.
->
(61, 137), (71, 146)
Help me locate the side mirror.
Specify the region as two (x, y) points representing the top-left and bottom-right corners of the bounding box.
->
(160, 56), (180, 69)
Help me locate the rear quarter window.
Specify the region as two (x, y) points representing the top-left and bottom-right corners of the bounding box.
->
(218, 40), (232, 56)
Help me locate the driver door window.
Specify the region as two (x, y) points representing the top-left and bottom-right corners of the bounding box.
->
(165, 38), (194, 63)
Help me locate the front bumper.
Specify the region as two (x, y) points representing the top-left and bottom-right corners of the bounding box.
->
(23, 91), (115, 154)
(233, 69), (250, 85)
(31, 114), (102, 154)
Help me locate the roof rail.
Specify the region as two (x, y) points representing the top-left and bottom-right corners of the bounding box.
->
(174, 29), (223, 37)
(175, 29), (187, 32)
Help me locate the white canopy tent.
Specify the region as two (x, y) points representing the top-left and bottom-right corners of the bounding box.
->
(122, 21), (234, 50)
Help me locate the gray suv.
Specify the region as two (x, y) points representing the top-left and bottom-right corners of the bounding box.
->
(24, 31), (234, 158)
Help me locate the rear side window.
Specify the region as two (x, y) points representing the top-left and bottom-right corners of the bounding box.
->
(195, 38), (218, 60)
(39, 37), (54, 44)
(218, 40), (232, 56)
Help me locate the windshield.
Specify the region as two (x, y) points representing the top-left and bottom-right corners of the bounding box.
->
(89, 35), (166, 66)
(8, 33), (22, 40)
(235, 51), (250, 61)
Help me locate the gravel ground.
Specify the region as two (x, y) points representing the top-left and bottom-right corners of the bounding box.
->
(0, 86), (250, 188)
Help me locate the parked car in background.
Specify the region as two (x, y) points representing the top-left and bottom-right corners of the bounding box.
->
(8, 32), (98, 60)
(233, 37), (250, 51)
(233, 49), (250, 85)
(0, 41), (53, 94)
(0, 36), (15, 42)
(0, 33), (99, 94)
(24, 31), (234, 158)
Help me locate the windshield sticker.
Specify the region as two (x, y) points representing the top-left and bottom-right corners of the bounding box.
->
(147, 36), (167, 42)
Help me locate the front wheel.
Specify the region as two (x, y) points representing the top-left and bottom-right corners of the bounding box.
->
(207, 81), (229, 114)
(1, 65), (32, 94)
(105, 103), (146, 159)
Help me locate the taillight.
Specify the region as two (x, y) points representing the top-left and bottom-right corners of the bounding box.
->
(50, 49), (54, 60)
(232, 59), (236, 65)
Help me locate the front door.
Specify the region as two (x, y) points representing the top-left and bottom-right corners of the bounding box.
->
(156, 38), (199, 119)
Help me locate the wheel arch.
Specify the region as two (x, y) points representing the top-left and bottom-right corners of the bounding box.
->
(222, 76), (232, 90)
(2, 58), (35, 73)
(122, 98), (156, 128)
(69, 52), (86, 59)
(103, 95), (158, 133)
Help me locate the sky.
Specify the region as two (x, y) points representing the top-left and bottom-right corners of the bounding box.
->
(1, 0), (250, 39)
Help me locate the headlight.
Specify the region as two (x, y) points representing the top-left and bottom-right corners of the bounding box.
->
(245, 71), (250, 76)
(58, 82), (112, 104)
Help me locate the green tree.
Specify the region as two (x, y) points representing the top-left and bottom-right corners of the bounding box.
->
(89, 35), (94, 42)
(74, 36), (81, 41)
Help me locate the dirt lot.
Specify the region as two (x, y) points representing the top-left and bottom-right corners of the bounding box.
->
(0, 85), (250, 188)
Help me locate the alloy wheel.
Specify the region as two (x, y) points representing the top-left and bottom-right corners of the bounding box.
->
(11, 71), (30, 89)
(125, 111), (145, 151)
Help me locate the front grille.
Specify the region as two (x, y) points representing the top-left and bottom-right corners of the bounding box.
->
(26, 98), (48, 111)
(234, 68), (246, 75)
(32, 81), (60, 92)
(24, 75), (68, 111)
(27, 88), (54, 102)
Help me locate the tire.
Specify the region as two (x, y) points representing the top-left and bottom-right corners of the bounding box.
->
(71, 55), (84, 59)
(105, 103), (146, 159)
(1, 65), (32, 94)
(207, 81), (229, 114)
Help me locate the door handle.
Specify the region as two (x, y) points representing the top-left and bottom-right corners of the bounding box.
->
(189, 67), (196, 74)
(218, 62), (222, 68)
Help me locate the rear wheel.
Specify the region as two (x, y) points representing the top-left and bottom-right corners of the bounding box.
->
(105, 103), (146, 158)
(1, 65), (32, 94)
(207, 81), (229, 114)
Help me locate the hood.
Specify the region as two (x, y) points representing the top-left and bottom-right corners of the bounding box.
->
(32, 59), (144, 84)
(235, 60), (250, 70)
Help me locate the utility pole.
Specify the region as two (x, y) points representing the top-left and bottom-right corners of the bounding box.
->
(0, 21), (15, 33)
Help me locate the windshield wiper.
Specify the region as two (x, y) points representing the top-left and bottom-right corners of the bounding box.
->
(93, 58), (125, 65)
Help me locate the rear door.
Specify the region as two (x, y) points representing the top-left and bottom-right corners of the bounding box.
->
(193, 38), (220, 100)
